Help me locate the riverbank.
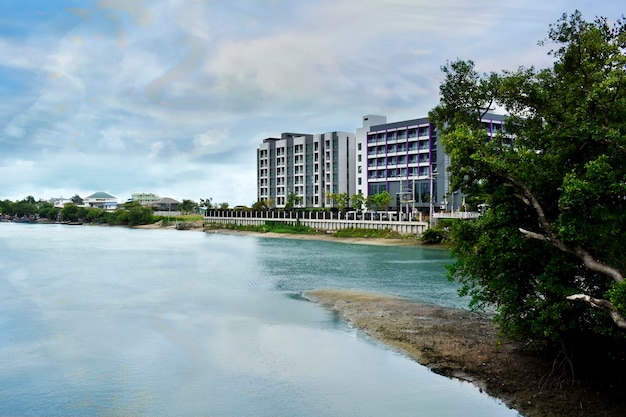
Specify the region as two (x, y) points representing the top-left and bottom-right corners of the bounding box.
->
(138, 221), (626, 416)
(135, 220), (440, 247)
(304, 289), (626, 417)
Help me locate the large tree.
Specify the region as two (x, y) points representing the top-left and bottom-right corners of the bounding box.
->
(430, 11), (626, 352)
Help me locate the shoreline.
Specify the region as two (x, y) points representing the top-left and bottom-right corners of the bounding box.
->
(134, 220), (446, 248)
(303, 289), (625, 417)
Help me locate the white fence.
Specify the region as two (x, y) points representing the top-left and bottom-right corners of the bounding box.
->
(204, 210), (428, 236)
(432, 211), (480, 219)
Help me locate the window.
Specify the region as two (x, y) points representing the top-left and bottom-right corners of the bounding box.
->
(357, 154), (362, 162)
(357, 143), (362, 151)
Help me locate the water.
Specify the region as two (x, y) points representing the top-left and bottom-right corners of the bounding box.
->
(0, 223), (521, 416)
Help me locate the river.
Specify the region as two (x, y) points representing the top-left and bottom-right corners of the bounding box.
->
(0, 223), (521, 416)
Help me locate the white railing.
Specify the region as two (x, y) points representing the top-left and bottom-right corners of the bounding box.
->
(204, 210), (428, 236)
(432, 211), (481, 219)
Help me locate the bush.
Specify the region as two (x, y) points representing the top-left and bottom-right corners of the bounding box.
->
(420, 228), (446, 244)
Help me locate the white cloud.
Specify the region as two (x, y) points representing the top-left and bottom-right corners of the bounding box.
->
(193, 128), (232, 155)
(148, 141), (166, 159)
(0, 0), (624, 205)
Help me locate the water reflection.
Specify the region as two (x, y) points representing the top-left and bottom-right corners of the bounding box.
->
(0, 224), (520, 416)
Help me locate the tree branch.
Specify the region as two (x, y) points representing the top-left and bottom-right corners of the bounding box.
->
(567, 294), (626, 329)
(519, 228), (624, 284)
(502, 172), (625, 284)
(504, 174), (553, 233)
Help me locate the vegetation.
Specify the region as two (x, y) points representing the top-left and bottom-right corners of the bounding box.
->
(205, 220), (317, 235)
(420, 219), (455, 244)
(350, 193), (366, 213)
(179, 199), (199, 214)
(251, 198), (274, 210)
(430, 11), (626, 372)
(326, 192), (350, 213)
(332, 227), (408, 240)
(366, 191), (392, 211)
(284, 192), (303, 211)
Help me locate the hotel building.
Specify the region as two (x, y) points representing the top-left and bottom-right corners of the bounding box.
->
(257, 131), (356, 208)
(257, 113), (506, 212)
(363, 113), (506, 213)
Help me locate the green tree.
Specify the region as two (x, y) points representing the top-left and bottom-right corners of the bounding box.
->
(350, 193), (366, 213)
(180, 199), (198, 214)
(127, 204), (154, 226)
(218, 202), (229, 210)
(284, 192), (302, 211)
(367, 191), (392, 211)
(252, 198), (273, 210)
(71, 194), (83, 205)
(37, 202), (58, 220)
(0, 199), (13, 215)
(430, 11), (626, 355)
(85, 207), (104, 223)
(200, 198), (213, 209)
(328, 192), (349, 213)
(60, 203), (79, 221)
(12, 199), (37, 217)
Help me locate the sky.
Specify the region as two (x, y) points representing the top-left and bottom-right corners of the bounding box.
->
(0, 1), (623, 206)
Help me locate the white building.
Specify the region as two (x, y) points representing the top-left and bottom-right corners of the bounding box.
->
(49, 197), (73, 208)
(84, 192), (118, 211)
(132, 193), (161, 206)
(257, 131), (356, 208)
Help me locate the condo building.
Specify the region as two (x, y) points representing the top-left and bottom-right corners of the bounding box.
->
(257, 131), (356, 208)
(257, 113), (506, 212)
(131, 193), (161, 206)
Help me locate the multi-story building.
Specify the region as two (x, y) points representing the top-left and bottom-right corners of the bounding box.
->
(257, 131), (356, 208)
(257, 113), (505, 213)
(363, 113), (506, 214)
(131, 192), (161, 206)
(356, 115), (387, 196)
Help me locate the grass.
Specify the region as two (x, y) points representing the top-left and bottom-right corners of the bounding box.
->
(205, 222), (417, 240)
(205, 221), (318, 235)
(332, 227), (414, 240)
(153, 213), (205, 224)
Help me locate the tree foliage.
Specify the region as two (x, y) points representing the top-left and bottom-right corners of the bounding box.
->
(366, 191), (392, 211)
(327, 192), (349, 212)
(180, 199), (199, 214)
(200, 198), (213, 209)
(430, 11), (626, 351)
(71, 194), (83, 205)
(285, 192), (303, 211)
(350, 193), (366, 213)
(252, 198), (274, 210)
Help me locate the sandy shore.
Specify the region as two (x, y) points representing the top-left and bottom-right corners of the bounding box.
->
(204, 227), (427, 246)
(136, 220), (436, 247)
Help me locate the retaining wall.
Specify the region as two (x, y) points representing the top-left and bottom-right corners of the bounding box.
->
(204, 210), (428, 236)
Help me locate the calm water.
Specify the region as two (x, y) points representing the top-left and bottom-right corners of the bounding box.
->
(0, 223), (520, 416)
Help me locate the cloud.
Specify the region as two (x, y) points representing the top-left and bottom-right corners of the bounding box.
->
(193, 128), (232, 156)
(0, 0), (623, 204)
(96, 0), (155, 27)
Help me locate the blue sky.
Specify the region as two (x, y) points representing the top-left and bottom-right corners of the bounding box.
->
(0, 1), (623, 206)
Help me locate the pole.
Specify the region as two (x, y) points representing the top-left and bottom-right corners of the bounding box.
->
(429, 174), (434, 229)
